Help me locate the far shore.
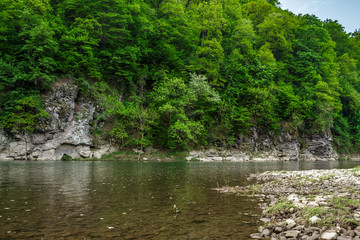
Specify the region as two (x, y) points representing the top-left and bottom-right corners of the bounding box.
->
(2, 149), (360, 162)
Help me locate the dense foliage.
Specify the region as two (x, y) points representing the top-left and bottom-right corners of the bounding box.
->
(1, 0), (360, 152)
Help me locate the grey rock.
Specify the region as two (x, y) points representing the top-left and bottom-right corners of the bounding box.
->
(0, 129), (9, 152)
(321, 226), (329, 233)
(285, 219), (296, 229)
(250, 233), (263, 239)
(8, 142), (27, 157)
(261, 228), (271, 236)
(93, 145), (116, 159)
(284, 230), (300, 238)
(260, 218), (271, 223)
(336, 236), (352, 240)
(309, 232), (320, 240)
(31, 134), (47, 144)
(309, 216), (322, 224)
(310, 227), (322, 232)
(77, 146), (92, 158)
(186, 128), (337, 162)
(0, 80), (116, 161)
(320, 230), (337, 240)
(293, 225), (305, 231)
(0, 156), (14, 161)
(347, 230), (356, 237)
(274, 226), (284, 234)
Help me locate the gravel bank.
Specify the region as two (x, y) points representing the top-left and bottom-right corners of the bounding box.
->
(215, 167), (360, 239)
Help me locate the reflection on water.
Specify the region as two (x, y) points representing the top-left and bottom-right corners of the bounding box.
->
(1, 160), (359, 239)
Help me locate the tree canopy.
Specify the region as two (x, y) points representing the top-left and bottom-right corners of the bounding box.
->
(1, 0), (360, 152)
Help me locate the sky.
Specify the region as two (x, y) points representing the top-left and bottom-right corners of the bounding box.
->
(279, 0), (360, 33)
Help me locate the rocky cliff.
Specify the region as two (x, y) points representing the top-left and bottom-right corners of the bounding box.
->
(187, 127), (338, 161)
(0, 80), (115, 160)
(0, 80), (338, 161)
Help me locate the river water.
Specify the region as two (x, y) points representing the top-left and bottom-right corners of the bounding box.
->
(1, 160), (360, 239)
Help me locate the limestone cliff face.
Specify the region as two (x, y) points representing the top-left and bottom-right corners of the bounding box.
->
(188, 127), (338, 162)
(0, 80), (338, 161)
(0, 80), (115, 160)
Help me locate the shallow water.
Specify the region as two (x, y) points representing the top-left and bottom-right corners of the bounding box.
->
(1, 160), (359, 239)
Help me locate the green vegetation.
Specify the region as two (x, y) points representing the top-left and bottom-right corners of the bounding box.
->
(302, 206), (330, 225)
(301, 197), (360, 227)
(266, 199), (297, 216)
(319, 174), (336, 181)
(1, 0), (360, 152)
(352, 166), (360, 172)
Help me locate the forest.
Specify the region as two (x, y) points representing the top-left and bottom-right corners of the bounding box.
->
(1, 0), (360, 153)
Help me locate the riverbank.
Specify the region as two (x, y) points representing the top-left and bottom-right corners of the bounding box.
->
(60, 150), (191, 162)
(215, 167), (360, 239)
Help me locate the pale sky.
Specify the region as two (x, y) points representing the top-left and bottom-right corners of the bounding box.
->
(279, 0), (360, 33)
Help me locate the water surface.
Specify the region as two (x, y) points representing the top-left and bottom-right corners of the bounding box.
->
(1, 160), (359, 239)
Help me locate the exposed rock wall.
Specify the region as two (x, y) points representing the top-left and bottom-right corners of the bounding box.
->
(0, 80), (116, 160)
(187, 128), (338, 162)
(0, 80), (338, 161)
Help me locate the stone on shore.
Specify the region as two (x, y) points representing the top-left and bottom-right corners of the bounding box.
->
(309, 216), (321, 224)
(320, 230), (337, 240)
(215, 167), (360, 240)
(284, 230), (300, 238)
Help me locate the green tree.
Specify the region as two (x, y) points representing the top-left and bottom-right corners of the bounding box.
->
(190, 0), (226, 85)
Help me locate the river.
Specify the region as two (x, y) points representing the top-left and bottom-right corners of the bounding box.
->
(1, 160), (360, 239)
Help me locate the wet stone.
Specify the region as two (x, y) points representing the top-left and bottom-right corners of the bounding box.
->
(250, 233), (263, 239)
(260, 218), (271, 223)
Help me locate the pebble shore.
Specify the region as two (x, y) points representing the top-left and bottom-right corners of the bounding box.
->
(215, 167), (360, 240)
